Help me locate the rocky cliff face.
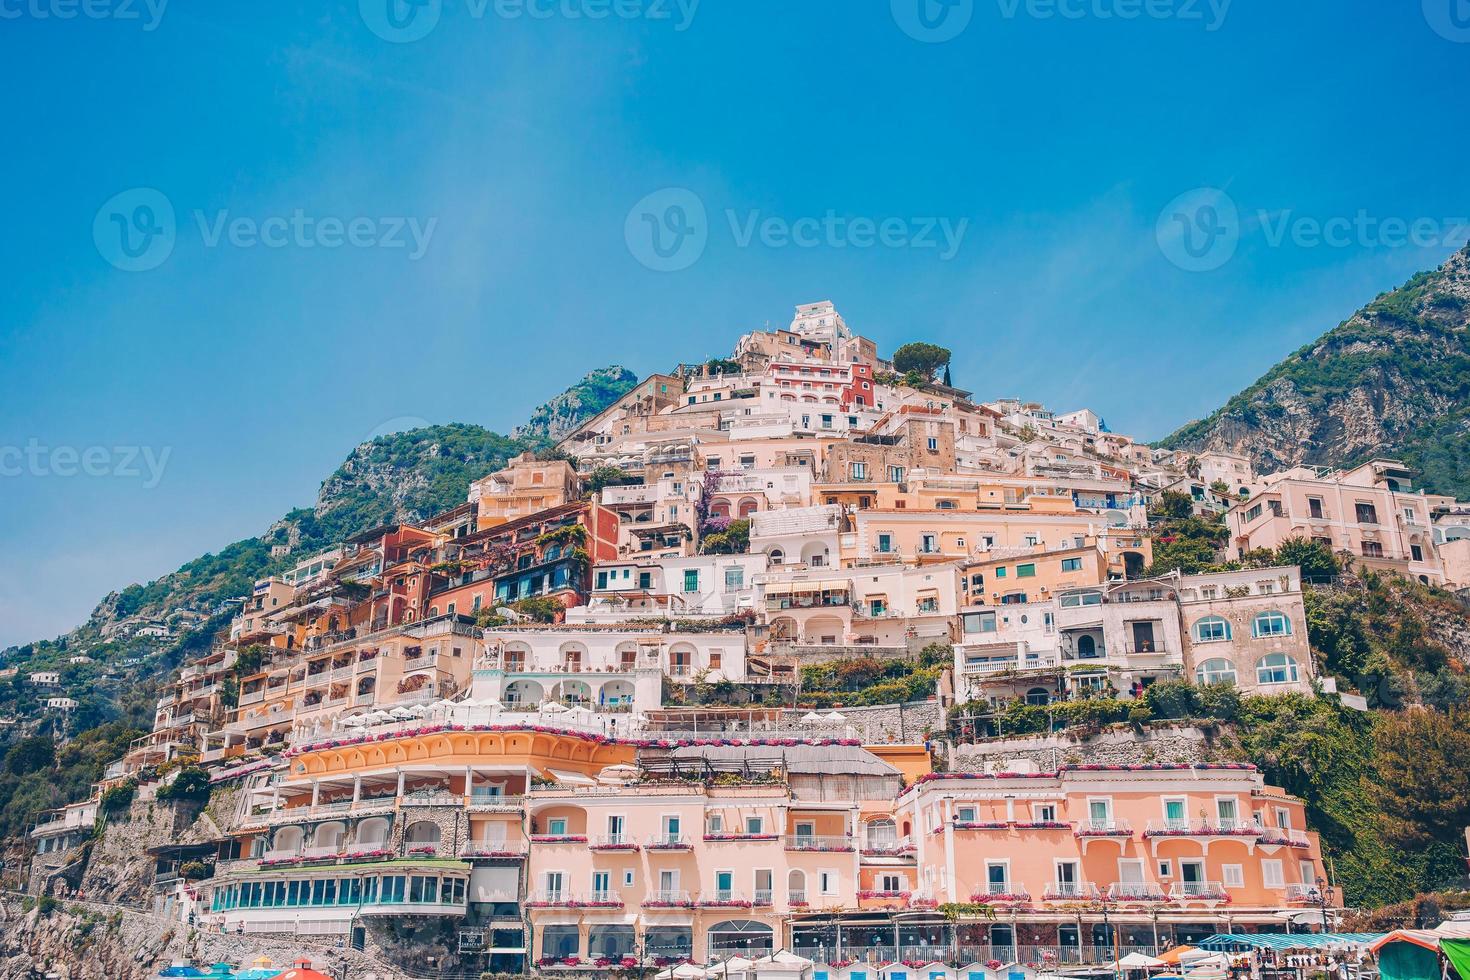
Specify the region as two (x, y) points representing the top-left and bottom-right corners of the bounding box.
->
(1161, 242), (1470, 496)
(512, 365), (637, 443)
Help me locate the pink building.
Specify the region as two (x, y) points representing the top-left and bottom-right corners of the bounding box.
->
(1225, 461), (1443, 584)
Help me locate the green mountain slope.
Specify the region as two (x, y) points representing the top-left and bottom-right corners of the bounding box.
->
(0, 369), (637, 740)
(1161, 242), (1470, 496)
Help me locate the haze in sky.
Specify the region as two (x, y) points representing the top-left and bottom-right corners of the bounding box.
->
(2, 0), (1468, 647)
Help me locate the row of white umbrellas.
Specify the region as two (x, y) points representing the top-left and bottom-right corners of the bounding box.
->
(799, 711), (847, 723)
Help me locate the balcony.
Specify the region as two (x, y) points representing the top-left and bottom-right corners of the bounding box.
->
(860, 836), (916, 857)
(647, 834), (692, 851)
(697, 891), (753, 909)
(1169, 880), (1230, 901)
(1285, 883), (1324, 903)
(468, 793), (525, 812)
(641, 890), (695, 908)
(590, 834), (641, 852)
(1258, 827), (1311, 848)
(969, 884), (1029, 905)
(785, 835), (855, 853)
(1144, 819), (1260, 839)
(528, 890), (622, 909)
(460, 842), (528, 859)
(1074, 819), (1132, 838)
(1107, 882), (1167, 902)
(1043, 881), (1101, 901)
(1123, 640), (1170, 656)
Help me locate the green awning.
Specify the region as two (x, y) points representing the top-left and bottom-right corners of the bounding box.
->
(1441, 939), (1470, 980)
(1379, 940), (1441, 980)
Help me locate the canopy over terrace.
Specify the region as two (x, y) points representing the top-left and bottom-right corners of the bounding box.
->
(1196, 934), (1386, 953)
(1371, 924), (1470, 980)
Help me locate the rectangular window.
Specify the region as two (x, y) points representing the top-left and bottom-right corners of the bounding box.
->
(995, 566), (1007, 578)
(921, 534), (936, 553)
(851, 461), (868, 480)
(963, 611), (997, 634)
(638, 572), (652, 589)
(927, 438), (939, 451)
(1016, 563), (1036, 578)
(1061, 558), (1082, 572)
(724, 567), (744, 590)
(1223, 865), (1245, 888)
(888, 465), (905, 483)
(1362, 541), (1384, 557)
(1411, 544), (1424, 562)
(1262, 860), (1284, 888)
(1356, 502), (1379, 524)
(596, 571), (608, 589)
(745, 816), (764, 835)
(877, 533), (893, 553)
(1308, 497), (1324, 519)
(683, 570), (699, 593)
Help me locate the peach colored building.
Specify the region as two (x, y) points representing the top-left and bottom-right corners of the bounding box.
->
(471, 452), (582, 530)
(1225, 460), (1443, 584)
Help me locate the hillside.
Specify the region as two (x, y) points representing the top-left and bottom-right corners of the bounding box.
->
(1161, 242), (1470, 497)
(0, 367), (636, 815)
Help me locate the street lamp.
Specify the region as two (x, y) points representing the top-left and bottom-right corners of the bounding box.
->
(1305, 877), (1335, 934)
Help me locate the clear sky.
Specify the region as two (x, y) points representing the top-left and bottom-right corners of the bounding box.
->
(2, 0), (1468, 648)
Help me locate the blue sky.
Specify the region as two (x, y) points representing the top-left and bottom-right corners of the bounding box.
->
(2, 0), (1467, 647)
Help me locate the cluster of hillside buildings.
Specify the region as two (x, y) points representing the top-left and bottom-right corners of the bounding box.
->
(27, 302), (1470, 974)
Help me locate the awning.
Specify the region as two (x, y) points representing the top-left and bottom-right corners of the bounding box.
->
(545, 768), (596, 786)
(1196, 933), (1385, 953)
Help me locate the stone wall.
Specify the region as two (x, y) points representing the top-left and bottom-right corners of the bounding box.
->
(779, 699), (942, 743)
(949, 723), (1223, 772)
(76, 796), (186, 904)
(0, 898), (412, 980)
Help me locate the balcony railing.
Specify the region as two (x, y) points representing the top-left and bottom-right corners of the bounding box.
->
(1145, 819), (1259, 838)
(647, 834), (692, 850)
(1285, 883), (1323, 903)
(784, 835), (855, 853)
(1258, 827), (1311, 847)
(698, 890), (752, 907)
(1107, 882), (1167, 901)
(590, 834), (641, 851)
(1074, 819), (1132, 837)
(528, 890), (623, 908)
(1169, 880), (1230, 901)
(642, 890), (694, 907)
(861, 836), (916, 856)
(1042, 881), (1101, 901)
(970, 883), (1028, 903)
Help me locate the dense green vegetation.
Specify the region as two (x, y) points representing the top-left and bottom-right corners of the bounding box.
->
(892, 342), (952, 381)
(798, 644), (950, 708)
(0, 722), (145, 839)
(1160, 244), (1470, 498)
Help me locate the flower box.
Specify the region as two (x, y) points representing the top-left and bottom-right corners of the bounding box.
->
(589, 842), (641, 851)
(642, 899), (697, 908)
(532, 835), (589, 844)
(857, 889), (911, 900)
(969, 892), (1031, 904)
(407, 845), (439, 857)
(952, 821), (1009, 831)
(698, 899), (753, 908)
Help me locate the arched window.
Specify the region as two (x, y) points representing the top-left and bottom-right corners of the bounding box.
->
(787, 869), (807, 903)
(1076, 635), (1097, 658)
(768, 548), (784, 566)
(1195, 658), (1237, 686)
(865, 819), (897, 849)
(1192, 616), (1231, 643)
(545, 544), (562, 561)
(1025, 687), (1051, 706)
(1252, 611), (1292, 638)
(1255, 653), (1300, 685)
